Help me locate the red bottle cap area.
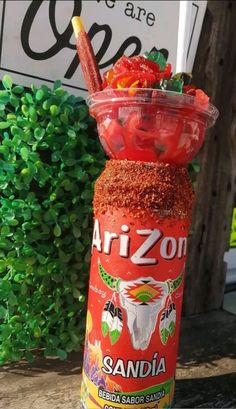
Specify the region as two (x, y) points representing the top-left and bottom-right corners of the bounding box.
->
(88, 89), (219, 166)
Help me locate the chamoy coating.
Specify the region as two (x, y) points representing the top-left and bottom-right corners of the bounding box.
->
(94, 160), (194, 221)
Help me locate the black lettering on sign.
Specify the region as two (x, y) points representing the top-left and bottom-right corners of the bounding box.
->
(20, 0), (168, 80)
(96, 0), (116, 8)
(106, 0), (116, 9)
(21, 0), (81, 59)
(146, 12), (155, 27)
(124, 2), (156, 27)
(136, 6), (146, 22)
(125, 2), (135, 19)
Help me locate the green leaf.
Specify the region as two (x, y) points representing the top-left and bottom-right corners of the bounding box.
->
(50, 192), (57, 201)
(21, 104), (29, 116)
(89, 166), (100, 176)
(25, 351), (34, 363)
(0, 122), (10, 129)
(0, 237), (12, 249)
(56, 348), (67, 360)
(20, 147), (29, 161)
(60, 113), (68, 125)
(82, 217), (89, 229)
(0, 90), (10, 101)
(2, 75), (13, 89)
(29, 106), (37, 121)
(58, 249), (71, 263)
(1, 226), (11, 237)
(21, 166), (29, 174)
(11, 125), (22, 137)
(14, 274), (23, 282)
(78, 294), (85, 302)
(17, 117), (29, 127)
(10, 95), (20, 108)
(72, 288), (80, 299)
(25, 93), (34, 104)
(35, 89), (45, 101)
(42, 98), (52, 110)
(78, 105), (88, 121)
(84, 250), (91, 263)
(8, 291), (18, 306)
(81, 190), (93, 200)
(65, 158), (76, 167)
(192, 163), (200, 173)
(53, 224), (61, 237)
(68, 129), (76, 138)
(50, 105), (59, 116)
(51, 151), (60, 162)
(34, 127), (45, 140)
(53, 80), (62, 90)
(0, 305), (7, 319)
(55, 88), (66, 97)
(0, 259), (6, 271)
(12, 85), (24, 94)
(37, 254), (47, 264)
(7, 113), (16, 121)
(0, 324), (11, 338)
(14, 262), (26, 273)
(80, 153), (94, 163)
(33, 327), (42, 338)
(21, 283), (28, 296)
(72, 226), (81, 238)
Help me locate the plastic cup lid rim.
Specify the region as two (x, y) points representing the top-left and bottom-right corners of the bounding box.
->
(87, 88), (219, 124)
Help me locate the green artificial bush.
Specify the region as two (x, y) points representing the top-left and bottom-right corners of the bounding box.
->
(0, 75), (105, 364)
(0, 75), (200, 366)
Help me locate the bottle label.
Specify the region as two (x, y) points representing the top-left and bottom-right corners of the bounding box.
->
(81, 211), (189, 409)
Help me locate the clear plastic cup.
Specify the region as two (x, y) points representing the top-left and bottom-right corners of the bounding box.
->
(88, 88), (219, 165)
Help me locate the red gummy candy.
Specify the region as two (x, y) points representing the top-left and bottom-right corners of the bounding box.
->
(183, 84), (197, 96)
(195, 89), (209, 104)
(102, 56), (172, 89)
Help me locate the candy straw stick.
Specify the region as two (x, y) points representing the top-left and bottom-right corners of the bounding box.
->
(72, 16), (102, 94)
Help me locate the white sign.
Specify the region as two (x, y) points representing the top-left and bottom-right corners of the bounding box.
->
(0, 0), (206, 97)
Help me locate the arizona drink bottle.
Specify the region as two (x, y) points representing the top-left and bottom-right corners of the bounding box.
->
(80, 88), (218, 409)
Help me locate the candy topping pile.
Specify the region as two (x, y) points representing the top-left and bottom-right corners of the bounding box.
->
(102, 51), (209, 104)
(102, 54), (171, 90)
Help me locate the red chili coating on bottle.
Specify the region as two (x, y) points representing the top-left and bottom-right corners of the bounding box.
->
(94, 160), (194, 222)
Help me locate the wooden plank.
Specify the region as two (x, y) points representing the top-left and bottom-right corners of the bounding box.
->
(183, 1), (236, 315)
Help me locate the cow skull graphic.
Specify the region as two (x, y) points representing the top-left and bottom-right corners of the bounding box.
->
(98, 262), (183, 350)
